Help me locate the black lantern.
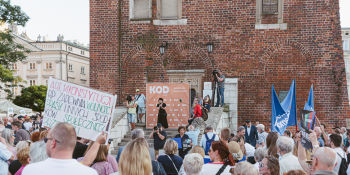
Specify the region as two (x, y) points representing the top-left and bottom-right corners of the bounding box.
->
(207, 43), (213, 53)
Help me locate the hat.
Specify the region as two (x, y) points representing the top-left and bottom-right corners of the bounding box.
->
(227, 141), (243, 161)
(136, 89), (140, 92)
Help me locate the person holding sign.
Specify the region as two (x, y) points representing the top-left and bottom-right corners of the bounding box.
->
(175, 126), (191, 159)
(157, 98), (168, 129)
(126, 95), (138, 130)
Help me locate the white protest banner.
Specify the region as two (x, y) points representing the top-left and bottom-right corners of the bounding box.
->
(43, 77), (117, 141)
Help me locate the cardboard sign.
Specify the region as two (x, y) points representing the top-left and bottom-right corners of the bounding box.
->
(43, 77), (117, 141)
(146, 83), (190, 128)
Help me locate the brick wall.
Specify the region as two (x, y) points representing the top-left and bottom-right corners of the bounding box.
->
(90, 0), (350, 129)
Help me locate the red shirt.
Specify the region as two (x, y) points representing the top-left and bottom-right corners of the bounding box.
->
(193, 104), (203, 118)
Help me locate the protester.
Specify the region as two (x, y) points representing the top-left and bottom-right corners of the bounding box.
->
(340, 127), (347, 142)
(259, 155), (279, 175)
(28, 140), (47, 163)
(314, 127), (325, 147)
(3, 117), (12, 129)
(9, 141), (31, 175)
(183, 153), (204, 175)
(117, 138), (152, 175)
(227, 141), (244, 162)
(22, 122), (98, 175)
(78, 143), (118, 175)
(185, 125), (200, 146)
(320, 124), (329, 146)
(126, 95), (138, 130)
(219, 127), (231, 145)
(157, 139), (183, 175)
(157, 98), (168, 128)
(232, 126), (246, 155)
(11, 121), (30, 145)
(214, 69), (225, 107)
(30, 132), (40, 142)
(277, 136), (302, 175)
(266, 132), (279, 158)
(285, 170), (308, 175)
(193, 98), (203, 118)
(256, 124), (268, 147)
(200, 126), (219, 155)
(344, 129), (350, 148)
(1, 128), (16, 156)
(245, 142), (256, 164)
(253, 147), (266, 170)
(38, 130), (48, 141)
(203, 95), (211, 112)
(135, 89), (146, 123)
(117, 129), (155, 162)
(329, 133), (347, 174)
(231, 161), (258, 175)
(14, 147), (30, 175)
(244, 120), (258, 147)
(0, 136), (14, 175)
(23, 117), (32, 131)
(200, 141), (234, 175)
(73, 137), (88, 159)
(283, 130), (292, 138)
(149, 123), (167, 158)
(175, 126), (191, 159)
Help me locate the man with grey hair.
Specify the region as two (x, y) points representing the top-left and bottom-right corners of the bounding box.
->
(315, 127), (325, 147)
(116, 128), (155, 162)
(277, 136), (302, 175)
(2, 116), (11, 129)
(256, 124), (268, 147)
(183, 153), (204, 175)
(254, 147), (266, 170)
(312, 147), (337, 175)
(23, 122), (98, 175)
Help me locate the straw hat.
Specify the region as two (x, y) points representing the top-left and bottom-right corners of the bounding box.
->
(227, 141), (243, 161)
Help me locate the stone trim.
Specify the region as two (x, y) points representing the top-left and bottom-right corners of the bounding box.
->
(153, 19), (187, 26)
(255, 23), (287, 30)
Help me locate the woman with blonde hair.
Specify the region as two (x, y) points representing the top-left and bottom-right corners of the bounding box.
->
(14, 147), (30, 175)
(118, 138), (152, 175)
(158, 139), (183, 175)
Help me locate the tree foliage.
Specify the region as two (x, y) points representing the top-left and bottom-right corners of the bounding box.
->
(0, 0), (30, 99)
(13, 85), (47, 112)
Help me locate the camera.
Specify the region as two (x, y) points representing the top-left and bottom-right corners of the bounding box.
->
(108, 139), (113, 144)
(212, 70), (219, 82)
(154, 126), (159, 131)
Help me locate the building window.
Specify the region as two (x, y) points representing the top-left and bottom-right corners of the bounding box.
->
(130, 0), (152, 19)
(343, 40), (349, 50)
(262, 0), (278, 14)
(29, 80), (36, 86)
(29, 63), (36, 70)
(46, 62), (52, 70)
(81, 50), (85, 55)
(10, 63), (17, 70)
(69, 64), (73, 71)
(81, 66), (85, 75)
(157, 0), (182, 19)
(68, 47), (72, 51)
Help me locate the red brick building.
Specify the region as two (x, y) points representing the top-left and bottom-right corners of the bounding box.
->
(90, 0), (349, 128)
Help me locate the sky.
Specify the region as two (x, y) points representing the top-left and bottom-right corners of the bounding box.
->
(10, 0), (350, 45)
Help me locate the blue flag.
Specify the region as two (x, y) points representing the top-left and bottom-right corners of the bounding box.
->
(304, 85), (314, 111)
(271, 79), (297, 135)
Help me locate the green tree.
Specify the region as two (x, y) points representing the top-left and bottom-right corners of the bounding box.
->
(0, 0), (30, 98)
(13, 85), (47, 113)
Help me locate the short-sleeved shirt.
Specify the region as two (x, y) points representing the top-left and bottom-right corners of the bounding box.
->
(154, 130), (167, 150)
(0, 142), (12, 175)
(218, 75), (225, 88)
(135, 94), (146, 108)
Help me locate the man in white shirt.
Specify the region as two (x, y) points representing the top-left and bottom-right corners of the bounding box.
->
(135, 89), (146, 123)
(329, 133), (347, 174)
(22, 122), (98, 175)
(277, 136), (303, 175)
(256, 124), (268, 147)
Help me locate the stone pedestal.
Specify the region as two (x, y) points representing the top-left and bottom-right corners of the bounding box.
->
(224, 78), (238, 132)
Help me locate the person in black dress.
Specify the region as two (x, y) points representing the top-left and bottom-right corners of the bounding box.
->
(157, 98), (168, 129)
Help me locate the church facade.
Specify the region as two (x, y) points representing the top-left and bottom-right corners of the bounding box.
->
(90, 0), (349, 128)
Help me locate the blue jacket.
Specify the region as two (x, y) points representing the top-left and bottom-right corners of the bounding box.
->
(244, 125), (258, 147)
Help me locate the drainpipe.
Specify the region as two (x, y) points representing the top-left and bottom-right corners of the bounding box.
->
(60, 42), (63, 80)
(65, 43), (70, 81)
(118, 0), (122, 104)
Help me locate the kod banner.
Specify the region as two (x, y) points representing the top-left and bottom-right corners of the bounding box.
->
(271, 79), (297, 135)
(43, 77), (117, 141)
(146, 83), (190, 128)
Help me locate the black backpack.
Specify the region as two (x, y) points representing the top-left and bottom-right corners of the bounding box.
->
(202, 107), (208, 121)
(337, 152), (348, 175)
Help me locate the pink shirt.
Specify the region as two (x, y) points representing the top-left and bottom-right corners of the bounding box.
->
(15, 165), (25, 175)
